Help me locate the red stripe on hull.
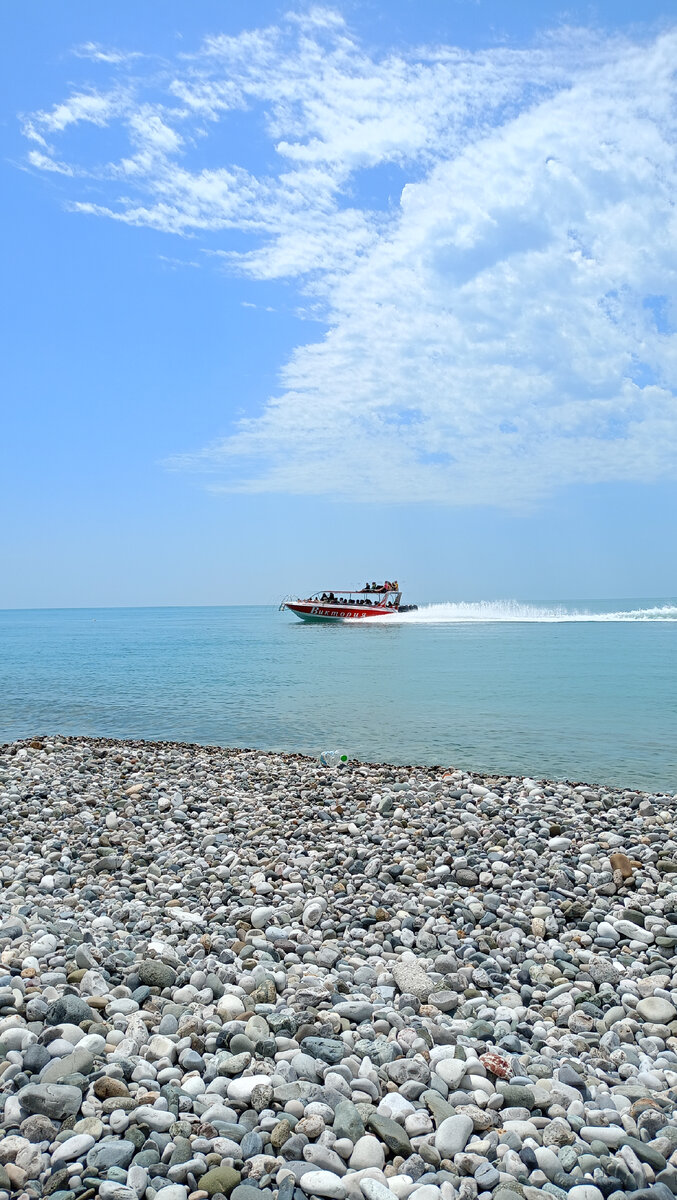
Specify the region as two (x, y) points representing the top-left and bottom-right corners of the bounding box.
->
(286, 603), (396, 622)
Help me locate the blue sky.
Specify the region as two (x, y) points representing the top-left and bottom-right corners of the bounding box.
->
(2, 0), (676, 607)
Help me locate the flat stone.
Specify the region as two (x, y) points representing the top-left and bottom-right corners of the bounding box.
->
(227, 1074), (273, 1106)
(42, 1047), (95, 1083)
(299, 1170), (347, 1198)
(200, 1165), (242, 1196)
(87, 1139), (136, 1170)
(475, 1162), (500, 1189)
(233, 1188), (268, 1200)
(435, 1114), (474, 1158)
(301, 1037), (346, 1064)
(623, 1137), (667, 1170)
(333, 1001), (374, 1023)
(17, 1083), (82, 1119)
(44, 996), (94, 1026)
(614, 920), (654, 943)
(130, 1105), (176, 1131)
(137, 959), (177, 989)
(360, 1182), (398, 1200)
(97, 1185), (138, 1200)
(334, 1100), (366, 1142)
(392, 961), (433, 1001)
(349, 1135), (385, 1170)
(435, 1059), (466, 1088)
(368, 1114), (412, 1157)
(51, 1134), (96, 1164)
(580, 1126), (626, 1148)
(635, 997), (677, 1023)
(20, 1114), (58, 1143)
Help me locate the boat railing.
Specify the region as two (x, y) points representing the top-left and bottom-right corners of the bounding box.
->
(281, 588), (403, 609)
(305, 590), (402, 606)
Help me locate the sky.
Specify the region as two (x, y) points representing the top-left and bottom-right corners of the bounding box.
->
(2, 0), (676, 607)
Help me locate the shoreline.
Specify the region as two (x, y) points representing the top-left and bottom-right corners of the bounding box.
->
(0, 735), (676, 1200)
(3, 734), (675, 800)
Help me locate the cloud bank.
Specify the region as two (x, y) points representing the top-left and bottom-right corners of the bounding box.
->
(22, 10), (677, 505)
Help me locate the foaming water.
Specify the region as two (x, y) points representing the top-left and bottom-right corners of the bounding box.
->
(390, 600), (677, 623)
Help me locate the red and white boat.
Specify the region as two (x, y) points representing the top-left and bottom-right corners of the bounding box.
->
(280, 583), (417, 623)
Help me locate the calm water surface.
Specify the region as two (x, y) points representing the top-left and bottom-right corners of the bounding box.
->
(1, 601), (676, 792)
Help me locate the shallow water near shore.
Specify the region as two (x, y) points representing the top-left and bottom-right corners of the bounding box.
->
(1, 599), (676, 791)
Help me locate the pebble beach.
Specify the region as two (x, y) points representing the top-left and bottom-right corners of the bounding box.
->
(1, 737), (677, 1200)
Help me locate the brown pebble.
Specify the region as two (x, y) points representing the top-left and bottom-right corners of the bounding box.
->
(271, 1118), (292, 1149)
(93, 1076), (130, 1099)
(67, 969), (88, 983)
(5, 1163), (26, 1188)
(609, 851), (639, 878)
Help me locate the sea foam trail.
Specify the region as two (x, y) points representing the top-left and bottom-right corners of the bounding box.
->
(390, 600), (677, 623)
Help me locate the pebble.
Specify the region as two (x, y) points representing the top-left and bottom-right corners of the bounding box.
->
(435, 1115), (474, 1157)
(350, 1135), (386, 1170)
(300, 1169), (347, 1197)
(635, 996), (677, 1023)
(50, 1133), (96, 1163)
(0, 737), (676, 1200)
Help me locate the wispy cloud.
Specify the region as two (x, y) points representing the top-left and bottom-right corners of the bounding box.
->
(157, 254), (201, 269)
(26, 150), (74, 176)
(73, 42), (143, 66)
(20, 11), (677, 506)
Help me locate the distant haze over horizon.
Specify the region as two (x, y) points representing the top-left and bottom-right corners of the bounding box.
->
(2, 0), (677, 608)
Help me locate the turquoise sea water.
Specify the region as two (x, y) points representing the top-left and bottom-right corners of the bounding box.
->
(1, 600), (676, 792)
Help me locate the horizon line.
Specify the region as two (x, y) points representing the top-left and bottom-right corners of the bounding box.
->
(1, 595), (675, 614)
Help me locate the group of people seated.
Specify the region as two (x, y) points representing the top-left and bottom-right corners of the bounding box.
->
(312, 583), (399, 607)
(360, 580), (399, 593)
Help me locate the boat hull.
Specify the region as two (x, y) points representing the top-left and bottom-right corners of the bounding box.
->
(285, 602), (397, 622)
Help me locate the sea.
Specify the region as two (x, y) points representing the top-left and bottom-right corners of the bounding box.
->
(1, 600), (676, 794)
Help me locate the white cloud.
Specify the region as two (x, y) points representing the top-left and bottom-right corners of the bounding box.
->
(20, 11), (677, 506)
(73, 42), (143, 65)
(30, 87), (126, 134)
(26, 150), (74, 176)
(158, 254), (201, 269)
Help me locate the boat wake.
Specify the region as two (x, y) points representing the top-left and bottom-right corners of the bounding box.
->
(386, 600), (677, 624)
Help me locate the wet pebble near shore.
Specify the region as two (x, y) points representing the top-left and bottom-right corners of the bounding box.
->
(1, 738), (677, 1200)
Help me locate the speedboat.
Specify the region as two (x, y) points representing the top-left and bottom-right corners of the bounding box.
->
(279, 584), (417, 623)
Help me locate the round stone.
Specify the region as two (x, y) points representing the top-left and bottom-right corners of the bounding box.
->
(434, 1114), (473, 1158)
(349, 1135), (385, 1170)
(299, 1170), (347, 1199)
(636, 997), (677, 1023)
